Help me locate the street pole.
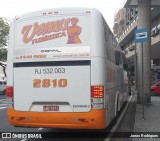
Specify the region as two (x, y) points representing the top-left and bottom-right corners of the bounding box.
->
(141, 42), (145, 120)
(135, 28), (148, 120)
(134, 43), (137, 91)
(137, 0), (151, 104)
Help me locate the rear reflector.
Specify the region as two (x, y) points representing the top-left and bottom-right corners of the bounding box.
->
(92, 104), (104, 109)
(91, 86), (104, 109)
(6, 86), (13, 98)
(92, 98), (103, 104)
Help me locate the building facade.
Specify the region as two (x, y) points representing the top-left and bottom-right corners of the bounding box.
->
(113, 7), (160, 83)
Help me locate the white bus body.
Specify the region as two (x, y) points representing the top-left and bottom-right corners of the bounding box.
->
(7, 8), (128, 129)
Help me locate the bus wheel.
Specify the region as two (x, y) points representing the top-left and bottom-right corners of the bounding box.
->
(113, 99), (119, 125)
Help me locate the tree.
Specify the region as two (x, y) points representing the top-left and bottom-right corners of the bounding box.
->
(0, 18), (9, 78)
(0, 48), (7, 62)
(0, 18), (9, 48)
(0, 48), (7, 77)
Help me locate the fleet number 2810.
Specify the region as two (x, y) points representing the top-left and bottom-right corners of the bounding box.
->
(33, 79), (67, 88)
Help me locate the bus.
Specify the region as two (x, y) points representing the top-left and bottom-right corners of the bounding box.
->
(6, 8), (129, 129)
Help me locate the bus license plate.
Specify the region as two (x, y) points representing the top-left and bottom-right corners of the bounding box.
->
(43, 105), (59, 111)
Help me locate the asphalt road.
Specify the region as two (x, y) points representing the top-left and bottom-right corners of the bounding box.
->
(0, 94), (136, 141)
(110, 95), (136, 141)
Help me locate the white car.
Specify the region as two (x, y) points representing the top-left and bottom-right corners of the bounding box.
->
(0, 80), (6, 94)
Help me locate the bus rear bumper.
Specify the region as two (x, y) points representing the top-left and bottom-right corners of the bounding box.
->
(8, 108), (106, 129)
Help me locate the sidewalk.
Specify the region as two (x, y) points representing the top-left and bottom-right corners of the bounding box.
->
(133, 95), (160, 141)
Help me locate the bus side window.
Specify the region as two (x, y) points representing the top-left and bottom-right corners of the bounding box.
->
(104, 23), (115, 64)
(122, 53), (128, 70)
(123, 63), (128, 70)
(115, 50), (128, 70)
(115, 51), (122, 66)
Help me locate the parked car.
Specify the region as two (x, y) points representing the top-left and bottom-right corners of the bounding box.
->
(151, 82), (160, 96)
(0, 80), (6, 95)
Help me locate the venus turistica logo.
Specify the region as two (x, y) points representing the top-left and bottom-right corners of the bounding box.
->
(21, 17), (82, 45)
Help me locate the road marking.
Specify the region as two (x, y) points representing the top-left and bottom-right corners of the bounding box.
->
(0, 107), (7, 109)
(105, 95), (133, 141)
(21, 139), (27, 141)
(0, 104), (7, 105)
(0, 99), (6, 101)
(38, 128), (43, 130)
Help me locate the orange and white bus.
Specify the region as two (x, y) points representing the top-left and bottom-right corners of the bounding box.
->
(6, 8), (128, 129)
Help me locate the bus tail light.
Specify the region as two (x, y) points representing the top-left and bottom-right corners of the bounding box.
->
(6, 86), (14, 108)
(91, 86), (104, 109)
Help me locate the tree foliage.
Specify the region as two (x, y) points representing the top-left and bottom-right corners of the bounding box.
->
(0, 18), (9, 78)
(0, 18), (9, 48)
(0, 48), (7, 77)
(0, 48), (7, 62)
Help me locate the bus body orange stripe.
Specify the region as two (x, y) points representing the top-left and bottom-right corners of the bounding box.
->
(8, 108), (106, 129)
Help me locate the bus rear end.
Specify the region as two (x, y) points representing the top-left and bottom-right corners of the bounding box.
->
(7, 8), (106, 129)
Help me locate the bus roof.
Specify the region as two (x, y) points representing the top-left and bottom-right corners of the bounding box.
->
(15, 8), (99, 21)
